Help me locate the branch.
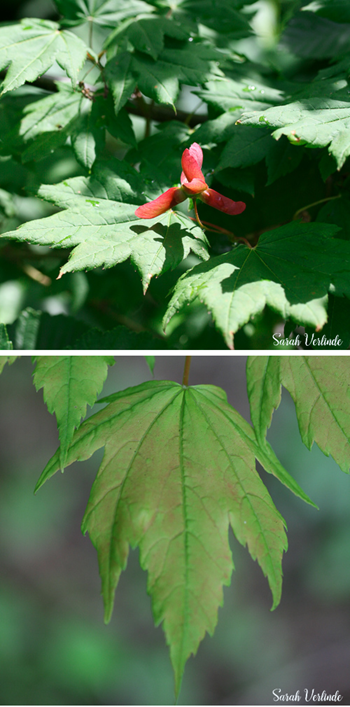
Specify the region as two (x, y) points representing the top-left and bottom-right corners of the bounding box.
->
(0, 72), (207, 127)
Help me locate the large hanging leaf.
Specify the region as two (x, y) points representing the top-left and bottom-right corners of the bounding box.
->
(0, 18), (88, 96)
(33, 356), (114, 471)
(36, 379), (290, 695)
(247, 356), (350, 473)
(164, 222), (348, 347)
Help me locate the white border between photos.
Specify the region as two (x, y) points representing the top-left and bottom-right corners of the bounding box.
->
(3, 349), (349, 356)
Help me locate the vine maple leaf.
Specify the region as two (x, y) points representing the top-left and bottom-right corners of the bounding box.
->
(35, 379), (297, 696)
(135, 142), (246, 218)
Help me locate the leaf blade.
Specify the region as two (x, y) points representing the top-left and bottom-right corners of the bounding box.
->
(36, 379), (287, 694)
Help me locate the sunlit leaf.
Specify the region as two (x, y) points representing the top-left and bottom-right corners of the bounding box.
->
(0, 18), (87, 95)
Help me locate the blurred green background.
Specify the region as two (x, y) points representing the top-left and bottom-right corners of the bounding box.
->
(0, 355), (350, 705)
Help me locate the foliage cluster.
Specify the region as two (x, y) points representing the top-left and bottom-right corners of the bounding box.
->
(1, 0), (350, 349)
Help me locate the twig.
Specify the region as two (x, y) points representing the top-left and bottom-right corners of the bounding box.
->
(21, 264), (52, 286)
(193, 199), (205, 230)
(188, 215), (252, 247)
(182, 356), (192, 386)
(0, 71), (207, 127)
(293, 194), (341, 220)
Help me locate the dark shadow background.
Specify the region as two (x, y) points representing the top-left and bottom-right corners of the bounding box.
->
(0, 355), (350, 705)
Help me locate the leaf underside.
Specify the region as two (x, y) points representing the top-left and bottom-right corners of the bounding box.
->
(36, 380), (288, 696)
(33, 356), (114, 470)
(247, 356), (350, 473)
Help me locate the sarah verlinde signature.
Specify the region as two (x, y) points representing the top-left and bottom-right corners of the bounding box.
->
(272, 688), (343, 703)
(272, 333), (343, 347)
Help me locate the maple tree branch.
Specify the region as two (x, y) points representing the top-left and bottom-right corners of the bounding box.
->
(182, 356), (192, 386)
(0, 71), (207, 127)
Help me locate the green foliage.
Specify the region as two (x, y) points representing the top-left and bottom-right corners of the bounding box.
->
(164, 222), (342, 348)
(0, 19), (88, 95)
(0, 353), (335, 694)
(4, 199), (209, 291)
(1, 0), (350, 348)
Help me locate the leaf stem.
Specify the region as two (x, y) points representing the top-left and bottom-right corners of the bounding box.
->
(193, 199), (205, 230)
(182, 356), (192, 386)
(89, 18), (94, 50)
(145, 100), (153, 139)
(188, 215), (252, 247)
(293, 194), (341, 220)
(184, 100), (204, 127)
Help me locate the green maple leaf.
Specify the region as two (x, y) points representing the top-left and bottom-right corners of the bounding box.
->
(239, 91), (350, 170)
(104, 52), (136, 114)
(159, 43), (223, 86)
(195, 77), (284, 114)
(247, 357), (350, 473)
(33, 356), (114, 470)
(181, 0), (255, 36)
(35, 378), (292, 695)
(9, 84), (86, 163)
(247, 357), (282, 447)
(164, 222), (347, 347)
(217, 126), (275, 170)
(282, 11), (350, 59)
(132, 55), (180, 108)
(0, 18), (88, 96)
(55, 0), (153, 28)
(2, 199), (209, 291)
(37, 158), (144, 208)
(0, 354), (16, 372)
(2, 84), (134, 169)
(281, 357), (350, 473)
(106, 41), (222, 109)
(0, 324), (13, 351)
(105, 16), (189, 61)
